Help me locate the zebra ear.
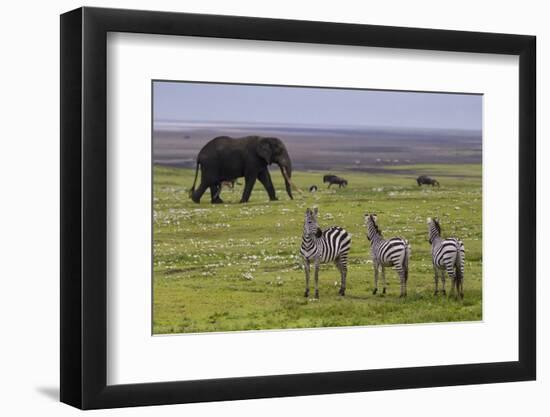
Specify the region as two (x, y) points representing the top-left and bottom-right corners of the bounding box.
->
(313, 207), (318, 215)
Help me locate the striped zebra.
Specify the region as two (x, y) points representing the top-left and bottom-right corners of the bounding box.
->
(365, 213), (411, 297)
(300, 207), (352, 299)
(427, 217), (465, 299)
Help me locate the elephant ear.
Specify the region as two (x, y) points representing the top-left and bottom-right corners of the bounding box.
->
(256, 138), (272, 164)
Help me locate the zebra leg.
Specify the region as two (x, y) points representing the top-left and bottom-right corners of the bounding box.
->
(458, 262), (465, 299)
(372, 262), (379, 295)
(398, 264), (407, 297)
(381, 266), (387, 295)
(314, 259), (320, 299)
(399, 275), (406, 297)
(433, 265), (439, 295)
(446, 260), (458, 299)
(450, 268), (461, 300)
(451, 277), (458, 300)
(455, 276), (462, 300)
(457, 250), (465, 299)
(441, 269), (447, 296)
(304, 259), (311, 298)
(337, 257), (346, 296)
(397, 269), (406, 298)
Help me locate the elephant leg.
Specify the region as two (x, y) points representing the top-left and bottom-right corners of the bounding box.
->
(210, 184), (224, 204)
(192, 182), (209, 204)
(240, 176), (257, 203)
(257, 170), (277, 201)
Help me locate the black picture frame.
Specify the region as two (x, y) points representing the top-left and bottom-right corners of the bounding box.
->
(60, 6), (536, 410)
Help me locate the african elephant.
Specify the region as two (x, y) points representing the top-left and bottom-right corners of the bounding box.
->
(189, 136), (298, 203)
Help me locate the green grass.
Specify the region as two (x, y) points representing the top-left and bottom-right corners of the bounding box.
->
(153, 164), (482, 334)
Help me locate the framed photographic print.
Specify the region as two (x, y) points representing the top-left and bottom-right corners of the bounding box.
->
(60, 6), (536, 410)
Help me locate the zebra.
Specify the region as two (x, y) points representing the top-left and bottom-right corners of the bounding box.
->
(364, 213), (411, 297)
(300, 207), (352, 299)
(427, 217), (465, 299)
(417, 175), (440, 187)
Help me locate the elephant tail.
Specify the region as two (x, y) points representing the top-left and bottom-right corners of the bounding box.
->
(188, 161), (200, 198)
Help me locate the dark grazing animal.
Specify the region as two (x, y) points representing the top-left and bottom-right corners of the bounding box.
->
(309, 185), (318, 192)
(417, 175), (440, 187)
(427, 217), (465, 299)
(324, 175), (348, 188)
(365, 213), (411, 297)
(323, 174), (338, 183)
(300, 207), (352, 298)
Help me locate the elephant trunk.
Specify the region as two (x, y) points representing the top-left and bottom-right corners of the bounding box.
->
(279, 161), (301, 199)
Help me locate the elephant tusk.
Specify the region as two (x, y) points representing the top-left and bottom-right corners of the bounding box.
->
(282, 167), (303, 194)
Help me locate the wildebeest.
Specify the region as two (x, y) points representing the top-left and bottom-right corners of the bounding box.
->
(309, 185), (318, 192)
(323, 174), (338, 184)
(417, 175), (440, 187)
(324, 175), (348, 188)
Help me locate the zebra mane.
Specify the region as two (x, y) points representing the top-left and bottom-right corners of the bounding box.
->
(369, 215), (382, 237)
(432, 218), (441, 235)
(373, 221), (381, 235)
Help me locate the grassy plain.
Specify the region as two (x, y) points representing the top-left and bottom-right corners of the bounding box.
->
(153, 164), (482, 334)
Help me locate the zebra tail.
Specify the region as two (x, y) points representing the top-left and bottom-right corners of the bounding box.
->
(403, 240), (411, 281)
(455, 241), (464, 282)
(188, 161), (200, 198)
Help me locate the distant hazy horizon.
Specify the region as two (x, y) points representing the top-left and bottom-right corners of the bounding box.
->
(153, 119), (482, 134)
(153, 81), (482, 132)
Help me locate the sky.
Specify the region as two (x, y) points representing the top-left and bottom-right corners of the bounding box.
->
(153, 81), (482, 131)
